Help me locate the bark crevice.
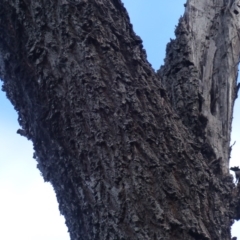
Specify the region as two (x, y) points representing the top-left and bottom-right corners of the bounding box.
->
(0, 0), (240, 239)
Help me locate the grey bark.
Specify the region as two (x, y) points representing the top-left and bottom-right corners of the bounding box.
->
(159, 0), (240, 174)
(0, 0), (240, 240)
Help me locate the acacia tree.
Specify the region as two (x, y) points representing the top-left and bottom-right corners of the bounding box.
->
(1, 0), (240, 239)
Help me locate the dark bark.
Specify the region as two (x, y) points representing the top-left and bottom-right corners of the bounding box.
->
(0, 0), (240, 239)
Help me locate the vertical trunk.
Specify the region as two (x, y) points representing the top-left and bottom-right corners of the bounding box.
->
(158, 0), (240, 174)
(0, 0), (240, 239)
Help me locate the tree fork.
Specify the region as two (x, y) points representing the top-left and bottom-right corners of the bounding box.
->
(159, 0), (240, 174)
(0, 0), (240, 239)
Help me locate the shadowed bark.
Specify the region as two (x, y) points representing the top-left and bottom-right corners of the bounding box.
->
(0, 0), (240, 239)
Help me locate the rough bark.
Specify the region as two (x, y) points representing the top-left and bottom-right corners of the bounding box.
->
(158, 0), (240, 174)
(0, 0), (240, 240)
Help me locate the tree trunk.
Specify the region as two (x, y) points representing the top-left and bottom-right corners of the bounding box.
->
(158, 0), (240, 175)
(0, 0), (240, 239)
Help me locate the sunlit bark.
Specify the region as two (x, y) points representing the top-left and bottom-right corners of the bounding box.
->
(159, 0), (240, 174)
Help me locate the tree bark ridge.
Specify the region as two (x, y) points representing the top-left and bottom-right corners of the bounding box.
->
(0, 0), (240, 239)
(158, 0), (240, 174)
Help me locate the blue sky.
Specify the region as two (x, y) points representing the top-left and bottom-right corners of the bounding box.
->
(0, 1), (239, 239)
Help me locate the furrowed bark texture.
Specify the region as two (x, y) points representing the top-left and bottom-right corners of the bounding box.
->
(0, 0), (240, 239)
(158, 0), (240, 174)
